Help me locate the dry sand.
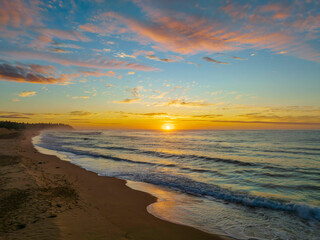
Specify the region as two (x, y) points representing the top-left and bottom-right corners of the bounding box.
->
(0, 128), (228, 240)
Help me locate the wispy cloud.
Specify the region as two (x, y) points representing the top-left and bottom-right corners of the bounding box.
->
(72, 96), (90, 99)
(106, 83), (116, 88)
(202, 57), (229, 65)
(113, 98), (141, 104)
(89, 1), (320, 62)
(157, 99), (217, 107)
(0, 111), (35, 119)
(36, 28), (90, 42)
(79, 70), (116, 77)
(19, 91), (36, 97)
(5, 51), (158, 71)
(150, 92), (169, 99)
(49, 48), (71, 54)
(126, 87), (144, 97)
(0, 0), (42, 28)
(231, 56), (247, 60)
(69, 111), (96, 116)
(115, 52), (136, 59)
(29, 64), (56, 75)
(146, 55), (175, 62)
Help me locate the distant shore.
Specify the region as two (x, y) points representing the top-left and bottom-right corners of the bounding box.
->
(0, 128), (227, 240)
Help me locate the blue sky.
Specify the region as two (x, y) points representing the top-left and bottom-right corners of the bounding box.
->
(0, 0), (319, 129)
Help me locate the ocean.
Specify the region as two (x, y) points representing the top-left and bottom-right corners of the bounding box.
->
(33, 130), (320, 240)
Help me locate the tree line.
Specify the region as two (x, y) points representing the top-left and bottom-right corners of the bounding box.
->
(0, 121), (72, 130)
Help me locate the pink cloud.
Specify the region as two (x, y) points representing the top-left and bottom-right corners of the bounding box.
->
(133, 50), (155, 57)
(79, 70), (116, 77)
(0, 0), (42, 28)
(86, 1), (319, 63)
(36, 28), (90, 42)
(5, 51), (158, 71)
(29, 64), (56, 75)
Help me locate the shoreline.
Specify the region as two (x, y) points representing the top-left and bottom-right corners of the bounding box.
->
(0, 128), (227, 240)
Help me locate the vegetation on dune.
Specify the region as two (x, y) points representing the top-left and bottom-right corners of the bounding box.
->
(0, 121), (72, 130)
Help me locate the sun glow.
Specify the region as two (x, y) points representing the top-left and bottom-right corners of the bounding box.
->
(162, 124), (175, 131)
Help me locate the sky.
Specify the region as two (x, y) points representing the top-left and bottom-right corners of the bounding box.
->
(0, 0), (319, 130)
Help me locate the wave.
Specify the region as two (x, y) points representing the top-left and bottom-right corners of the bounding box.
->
(39, 133), (320, 177)
(41, 131), (320, 179)
(109, 171), (320, 222)
(71, 131), (102, 135)
(35, 132), (320, 222)
(286, 147), (320, 152)
(76, 144), (258, 167)
(260, 149), (320, 156)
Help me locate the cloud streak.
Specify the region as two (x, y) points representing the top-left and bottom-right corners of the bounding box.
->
(0, 63), (70, 84)
(157, 99), (217, 107)
(19, 91), (36, 97)
(202, 57), (229, 65)
(5, 51), (158, 71)
(146, 55), (175, 62)
(87, 1), (320, 62)
(113, 98), (141, 104)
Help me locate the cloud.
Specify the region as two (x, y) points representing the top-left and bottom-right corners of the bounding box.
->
(91, 1), (320, 62)
(106, 83), (116, 88)
(137, 112), (167, 116)
(133, 50), (154, 57)
(125, 112), (169, 117)
(128, 71), (135, 75)
(126, 87), (141, 97)
(186, 61), (200, 66)
(238, 112), (320, 124)
(11, 98), (20, 102)
(146, 55), (175, 62)
(0, 111), (35, 119)
(208, 120), (320, 126)
(19, 91), (36, 97)
(150, 92), (169, 99)
(29, 64), (56, 75)
(69, 111), (95, 116)
(113, 98), (141, 104)
(202, 57), (229, 64)
(5, 51), (158, 71)
(52, 42), (83, 49)
(0, 63), (70, 84)
(115, 52), (136, 59)
(79, 23), (112, 35)
(0, 0), (42, 28)
(231, 56), (247, 60)
(36, 28), (90, 42)
(79, 70), (116, 77)
(72, 96), (90, 99)
(49, 48), (71, 53)
(192, 114), (223, 118)
(157, 99), (216, 107)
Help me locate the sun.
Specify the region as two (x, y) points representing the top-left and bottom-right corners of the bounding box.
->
(161, 123), (175, 131)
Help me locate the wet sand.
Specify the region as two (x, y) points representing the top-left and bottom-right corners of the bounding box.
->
(0, 128), (228, 240)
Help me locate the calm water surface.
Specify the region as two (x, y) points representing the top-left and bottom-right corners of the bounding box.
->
(33, 130), (320, 240)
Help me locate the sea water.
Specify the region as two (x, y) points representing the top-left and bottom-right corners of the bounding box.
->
(33, 130), (320, 239)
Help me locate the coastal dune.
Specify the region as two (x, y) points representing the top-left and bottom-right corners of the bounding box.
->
(0, 128), (226, 240)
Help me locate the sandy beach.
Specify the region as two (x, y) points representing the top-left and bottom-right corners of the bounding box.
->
(0, 128), (227, 240)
